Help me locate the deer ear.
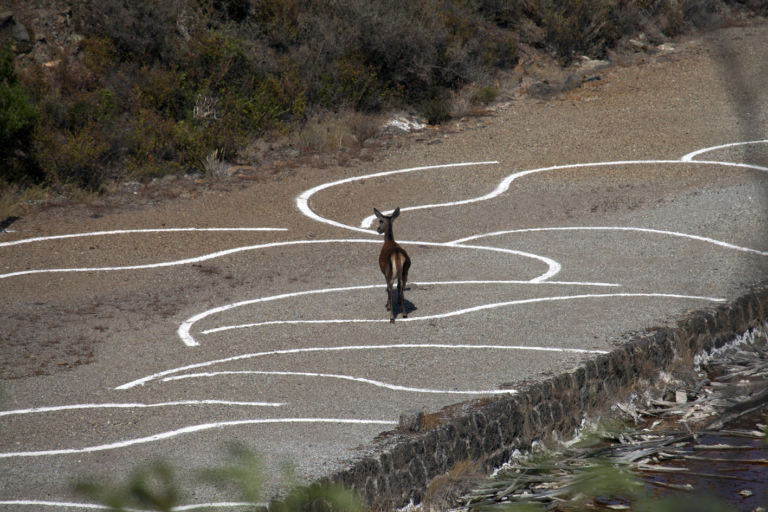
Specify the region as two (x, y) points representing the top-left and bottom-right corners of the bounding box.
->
(373, 208), (384, 219)
(391, 207), (400, 219)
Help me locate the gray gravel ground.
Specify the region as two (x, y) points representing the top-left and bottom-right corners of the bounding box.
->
(1, 22), (767, 509)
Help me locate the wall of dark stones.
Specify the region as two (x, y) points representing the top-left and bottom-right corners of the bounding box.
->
(323, 281), (768, 509)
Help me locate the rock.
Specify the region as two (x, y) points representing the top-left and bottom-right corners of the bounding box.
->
(563, 73), (585, 92)
(0, 11), (33, 53)
(384, 115), (426, 134)
(399, 410), (425, 433)
(658, 43), (676, 53)
(578, 56), (609, 71)
(527, 81), (559, 99)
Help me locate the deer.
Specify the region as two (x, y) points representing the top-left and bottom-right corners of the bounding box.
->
(374, 207), (411, 323)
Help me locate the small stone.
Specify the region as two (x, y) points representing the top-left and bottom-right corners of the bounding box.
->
(675, 390), (688, 404)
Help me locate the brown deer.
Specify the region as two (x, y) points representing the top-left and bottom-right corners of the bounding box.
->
(374, 207), (411, 323)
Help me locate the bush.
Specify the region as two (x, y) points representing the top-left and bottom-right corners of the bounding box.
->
(0, 45), (41, 184)
(420, 93), (453, 125)
(5, 0), (760, 195)
(471, 84), (499, 105)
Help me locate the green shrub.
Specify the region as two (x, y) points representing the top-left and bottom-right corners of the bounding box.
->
(471, 84), (499, 105)
(35, 128), (110, 190)
(65, 88), (117, 131)
(0, 46), (41, 184)
(420, 93), (453, 125)
(318, 55), (384, 111)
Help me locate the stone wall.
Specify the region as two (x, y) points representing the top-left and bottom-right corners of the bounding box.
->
(325, 281), (768, 508)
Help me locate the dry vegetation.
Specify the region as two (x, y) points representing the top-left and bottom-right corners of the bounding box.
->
(0, 0), (765, 207)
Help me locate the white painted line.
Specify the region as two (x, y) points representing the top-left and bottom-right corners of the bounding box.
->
(355, 160), (677, 230)
(354, 158), (768, 230)
(200, 293), (725, 334)
(196, 280), (616, 340)
(0, 238), (558, 283)
(0, 400), (284, 417)
(0, 502), (109, 511)
(447, 243), (561, 282)
(682, 159), (768, 172)
(681, 139), (768, 162)
(0, 227), (288, 248)
(0, 500), (263, 511)
(0, 418), (397, 459)
(0, 239), (378, 280)
(177, 243), (564, 347)
(162, 370), (516, 395)
(295, 161), (499, 233)
(451, 227), (768, 255)
(118, 344), (612, 390)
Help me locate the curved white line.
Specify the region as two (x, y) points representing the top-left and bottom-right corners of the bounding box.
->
(0, 238), (558, 284)
(162, 370), (515, 395)
(185, 277), (616, 343)
(116, 343), (611, 390)
(178, 244), (562, 347)
(0, 227), (288, 248)
(451, 227), (768, 255)
(682, 159), (768, 172)
(354, 158), (768, 229)
(0, 400), (284, 417)
(0, 239), (377, 280)
(0, 500), (262, 511)
(296, 161), (498, 233)
(681, 140), (768, 162)
(0, 418), (397, 459)
(200, 293), (725, 333)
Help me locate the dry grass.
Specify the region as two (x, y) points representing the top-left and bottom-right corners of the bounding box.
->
(293, 111), (381, 153)
(423, 459), (482, 511)
(0, 183), (48, 221)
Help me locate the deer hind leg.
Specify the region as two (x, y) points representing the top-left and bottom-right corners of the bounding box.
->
(385, 273), (395, 322)
(396, 271), (406, 319)
(400, 257), (410, 319)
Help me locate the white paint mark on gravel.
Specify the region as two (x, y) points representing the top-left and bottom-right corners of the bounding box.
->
(0, 400), (284, 417)
(162, 370), (516, 395)
(0, 500), (263, 511)
(117, 343), (612, 390)
(0, 238), (559, 282)
(0, 418), (397, 459)
(681, 139), (768, 162)
(0, 227), (288, 248)
(451, 227), (768, 256)
(296, 161), (499, 234)
(199, 293), (724, 334)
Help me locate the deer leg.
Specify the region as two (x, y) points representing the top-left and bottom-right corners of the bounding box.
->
(397, 274), (406, 319)
(386, 279), (395, 322)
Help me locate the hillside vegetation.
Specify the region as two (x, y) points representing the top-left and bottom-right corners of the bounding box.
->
(1, 0), (765, 202)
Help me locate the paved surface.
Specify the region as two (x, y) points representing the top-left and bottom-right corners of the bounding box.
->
(1, 24), (767, 510)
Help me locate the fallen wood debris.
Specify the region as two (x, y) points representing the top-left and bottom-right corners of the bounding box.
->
(460, 323), (768, 511)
